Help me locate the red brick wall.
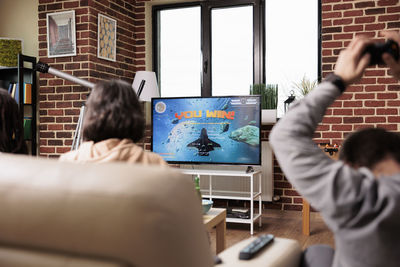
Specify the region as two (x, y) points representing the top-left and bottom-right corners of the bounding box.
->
(317, 0), (400, 142)
(38, 0), (140, 157)
(271, 0), (400, 211)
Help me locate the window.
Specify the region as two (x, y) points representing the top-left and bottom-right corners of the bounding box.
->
(211, 6), (254, 96)
(157, 6), (201, 97)
(153, 0), (263, 97)
(153, 0), (320, 109)
(265, 0), (320, 116)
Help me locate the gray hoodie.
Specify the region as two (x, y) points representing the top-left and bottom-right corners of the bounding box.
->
(270, 80), (400, 267)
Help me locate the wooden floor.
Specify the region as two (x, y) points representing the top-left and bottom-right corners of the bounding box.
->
(209, 209), (334, 254)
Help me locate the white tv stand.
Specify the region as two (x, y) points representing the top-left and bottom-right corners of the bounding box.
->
(181, 168), (262, 235)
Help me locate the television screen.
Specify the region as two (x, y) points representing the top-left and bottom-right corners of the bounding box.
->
(151, 96), (261, 165)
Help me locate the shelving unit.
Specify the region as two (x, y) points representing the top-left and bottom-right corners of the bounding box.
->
(0, 54), (37, 155)
(181, 169), (262, 235)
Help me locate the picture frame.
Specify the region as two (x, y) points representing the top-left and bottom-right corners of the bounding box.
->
(46, 10), (76, 58)
(0, 38), (23, 68)
(98, 14), (117, 62)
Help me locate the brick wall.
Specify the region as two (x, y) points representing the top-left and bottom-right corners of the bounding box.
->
(38, 0), (141, 157)
(317, 0), (400, 142)
(271, 0), (400, 211)
(37, 0), (399, 211)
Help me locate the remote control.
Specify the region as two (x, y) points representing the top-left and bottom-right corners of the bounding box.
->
(239, 234), (275, 260)
(214, 255), (223, 264)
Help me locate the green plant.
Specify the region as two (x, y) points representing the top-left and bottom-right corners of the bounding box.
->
(293, 75), (318, 96)
(250, 84), (278, 109)
(0, 39), (22, 67)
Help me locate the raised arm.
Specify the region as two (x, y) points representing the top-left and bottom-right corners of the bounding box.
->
(269, 36), (373, 229)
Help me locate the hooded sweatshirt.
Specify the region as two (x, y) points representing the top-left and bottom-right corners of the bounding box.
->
(59, 138), (167, 166)
(270, 80), (400, 267)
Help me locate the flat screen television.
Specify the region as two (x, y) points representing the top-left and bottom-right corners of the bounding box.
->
(151, 96), (261, 165)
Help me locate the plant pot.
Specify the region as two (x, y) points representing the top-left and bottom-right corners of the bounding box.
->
(261, 109), (277, 125)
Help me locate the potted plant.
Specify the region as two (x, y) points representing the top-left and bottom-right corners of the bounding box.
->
(250, 83), (278, 124)
(293, 75), (318, 97)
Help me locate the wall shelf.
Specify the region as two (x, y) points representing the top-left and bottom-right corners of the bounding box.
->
(0, 54), (37, 155)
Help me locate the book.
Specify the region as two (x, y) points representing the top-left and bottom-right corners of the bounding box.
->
(14, 83), (19, 104)
(23, 117), (32, 140)
(24, 83), (32, 104)
(8, 83), (13, 94)
(227, 207), (250, 219)
(11, 83), (16, 98)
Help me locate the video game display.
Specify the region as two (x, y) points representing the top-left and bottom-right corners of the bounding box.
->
(152, 96), (261, 165)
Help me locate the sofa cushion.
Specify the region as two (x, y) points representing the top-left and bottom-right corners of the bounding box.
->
(0, 154), (213, 267)
(0, 246), (124, 267)
(217, 236), (302, 267)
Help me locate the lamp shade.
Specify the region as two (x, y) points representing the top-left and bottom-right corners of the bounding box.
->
(132, 71), (160, 102)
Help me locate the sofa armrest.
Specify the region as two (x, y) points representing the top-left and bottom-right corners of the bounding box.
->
(0, 154), (214, 267)
(217, 237), (301, 267)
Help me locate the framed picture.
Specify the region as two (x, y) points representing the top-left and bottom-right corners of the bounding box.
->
(98, 14), (117, 62)
(46, 10), (76, 58)
(0, 38), (23, 68)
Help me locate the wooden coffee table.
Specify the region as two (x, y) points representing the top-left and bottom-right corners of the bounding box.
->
(203, 208), (226, 253)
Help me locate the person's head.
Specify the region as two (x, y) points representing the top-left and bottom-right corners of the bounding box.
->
(339, 127), (400, 177)
(82, 79), (145, 143)
(0, 89), (27, 154)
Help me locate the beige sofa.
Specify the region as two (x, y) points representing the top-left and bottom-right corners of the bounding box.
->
(0, 154), (301, 267)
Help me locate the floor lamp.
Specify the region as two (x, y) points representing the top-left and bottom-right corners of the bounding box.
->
(132, 71), (160, 124)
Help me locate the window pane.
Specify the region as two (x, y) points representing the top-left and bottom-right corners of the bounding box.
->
(159, 7), (201, 97)
(266, 0), (318, 117)
(211, 6), (253, 96)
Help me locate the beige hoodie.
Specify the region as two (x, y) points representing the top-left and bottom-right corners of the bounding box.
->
(59, 138), (168, 166)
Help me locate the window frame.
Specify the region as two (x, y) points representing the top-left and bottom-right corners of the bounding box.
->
(152, 0), (321, 97)
(153, 0), (264, 97)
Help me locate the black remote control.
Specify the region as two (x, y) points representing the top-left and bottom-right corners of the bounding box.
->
(239, 234), (275, 260)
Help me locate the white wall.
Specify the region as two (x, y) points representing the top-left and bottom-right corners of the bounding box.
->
(0, 0), (39, 58)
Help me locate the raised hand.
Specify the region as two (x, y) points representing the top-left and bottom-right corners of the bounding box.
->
(380, 31), (400, 80)
(334, 36), (371, 86)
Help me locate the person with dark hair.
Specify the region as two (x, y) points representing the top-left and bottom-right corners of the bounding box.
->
(270, 30), (400, 267)
(0, 88), (27, 154)
(59, 79), (167, 165)
(340, 128), (400, 177)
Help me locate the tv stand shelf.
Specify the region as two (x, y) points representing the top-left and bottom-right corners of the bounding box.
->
(181, 168), (262, 235)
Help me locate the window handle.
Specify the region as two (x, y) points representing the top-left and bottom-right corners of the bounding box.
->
(203, 60), (208, 74)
